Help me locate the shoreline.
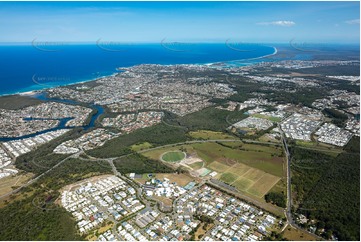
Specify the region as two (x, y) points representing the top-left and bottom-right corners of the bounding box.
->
(0, 47), (278, 98)
(208, 46), (278, 65)
(0, 73), (117, 98)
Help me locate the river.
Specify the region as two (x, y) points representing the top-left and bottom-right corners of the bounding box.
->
(0, 92), (104, 142)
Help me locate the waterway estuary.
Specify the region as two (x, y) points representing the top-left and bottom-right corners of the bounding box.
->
(0, 92), (104, 142)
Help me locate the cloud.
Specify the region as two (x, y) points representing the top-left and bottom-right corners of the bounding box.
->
(257, 20), (295, 27)
(345, 19), (360, 25)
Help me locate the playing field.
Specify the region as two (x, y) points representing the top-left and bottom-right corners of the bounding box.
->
(161, 151), (185, 162)
(219, 172), (239, 184)
(208, 161), (230, 173)
(211, 161), (281, 198)
(141, 140), (284, 198)
(191, 142), (284, 177)
(188, 161), (204, 170)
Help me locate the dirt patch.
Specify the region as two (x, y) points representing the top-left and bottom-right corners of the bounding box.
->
(155, 173), (194, 187)
(194, 222), (214, 240)
(154, 196), (173, 207)
(0, 172), (33, 197)
(59, 174), (114, 194)
(182, 155), (203, 165)
(282, 225), (318, 241)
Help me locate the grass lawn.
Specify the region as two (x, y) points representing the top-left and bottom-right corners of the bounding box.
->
(268, 179), (287, 194)
(248, 174), (280, 197)
(192, 142), (284, 177)
(232, 177), (253, 191)
(208, 161), (230, 173)
(294, 141), (343, 157)
(86, 222), (114, 241)
(282, 225), (318, 241)
(161, 151), (185, 162)
(189, 130), (236, 140)
(295, 140), (317, 147)
(131, 142), (152, 152)
(0, 172), (33, 197)
(188, 161), (204, 170)
(217, 141), (244, 149)
(258, 134), (280, 143)
(208, 159), (282, 198)
(228, 163), (251, 174)
(220, 172), (239, 184)
(142, 145), (194, 160)
(252, 113), (282, 122)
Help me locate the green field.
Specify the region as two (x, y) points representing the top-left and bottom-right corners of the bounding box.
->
(208, 161), (230, 173)
(252, 113), (282, 122)
(191, 142), (284, 177)
(161, 151), (185, 162)
(233, 177), (253, 191)
(189, 130), (236, 140)
(220, 172), (239, 184)
(213, 161), (281, 198)
(131, 142), (153, 152)
(142, 140), (284, 198)
(188, 161), (204, 170)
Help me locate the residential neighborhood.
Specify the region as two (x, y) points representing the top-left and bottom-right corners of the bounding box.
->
(60, 175), (280, 241)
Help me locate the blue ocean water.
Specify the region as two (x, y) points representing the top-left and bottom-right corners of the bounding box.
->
(0, 43), (276, 96)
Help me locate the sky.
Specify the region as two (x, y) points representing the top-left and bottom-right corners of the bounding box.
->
(0, 1), (359, 44)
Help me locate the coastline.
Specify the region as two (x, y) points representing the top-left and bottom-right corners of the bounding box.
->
(0, 47), (277, 98)
(207, 46), (278, 66)
(0, 73), (118, 98)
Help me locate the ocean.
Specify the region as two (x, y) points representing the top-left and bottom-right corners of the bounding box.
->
(0, 43), (276, 96)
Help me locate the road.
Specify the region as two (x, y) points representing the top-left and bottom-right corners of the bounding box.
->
(278, 124), (293, 225)
(0, 153), (79, 199)
(278, 125), (323, 240)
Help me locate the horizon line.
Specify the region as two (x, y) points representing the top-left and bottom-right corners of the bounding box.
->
(0, 41), (359, 45)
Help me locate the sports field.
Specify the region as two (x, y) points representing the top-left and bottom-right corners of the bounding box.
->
(161, 151), (185, 162)
(141, 140), (284, 198)
(210, 161), (280, 197)
(191, 142), (284, 177)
